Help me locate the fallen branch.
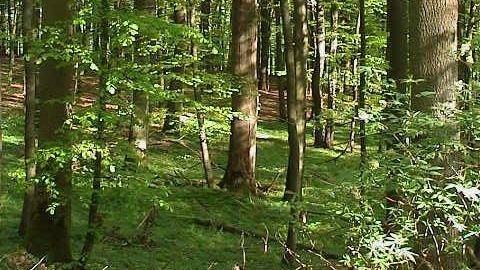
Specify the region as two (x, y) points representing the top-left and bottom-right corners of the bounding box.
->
(187, 216), (340, 260)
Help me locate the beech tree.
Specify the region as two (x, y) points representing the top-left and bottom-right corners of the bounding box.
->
(220, 0), (258, 193)
(24, 0), (74, 262)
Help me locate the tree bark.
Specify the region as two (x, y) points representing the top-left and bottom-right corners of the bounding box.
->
(283, 0), (308, 264)
(258, 0), (272, 92)
(220, 0), (258, 194)
(163, 7), (186, 133)
(322, 0), (338, 149)
(409, 0), (458, 268)
(274, 3), (287, 120)
(190, 0), (215, 188)
(384, 0), (408, 233)
(18, 0), (37, 239)
(312, 0), (326, 148)
(24, 0), (74, 263)
(128, 0), (156, 162)
(79, 0), (110, 266)
(358, 0), (366, 163)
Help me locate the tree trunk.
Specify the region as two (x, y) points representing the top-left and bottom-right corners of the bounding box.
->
(283, 0), (308, 264)
(190, 0), (215, 188)
(163, 7), (186, 133)
(220, 0), (258, 194)
(409, 0), (458, 268)
(322, 0), (338, 149)
(200, 0), (211, 35)
(280, 0), (297, 201)
(410, 0), (458, 115)
(312, 1), (325, 148)
(128, 0), (156, 162)
(348, 12), (361, 153)
(24, 0), (73, 263)
(259, 0), (272, 92)
(358, 0), (366, 163)
(19, 0), (37, 238)
(384, 0), (408, 232)
(274, 3), (287, 120)
(7, 0), (18, 91)
(79, 0), (109, 266)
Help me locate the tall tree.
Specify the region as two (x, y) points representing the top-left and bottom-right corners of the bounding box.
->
(79, 0), (110, 266)
(384, 0), (408, 232)
(282, 0), (308, 264)
(190, 0), (215, 188)
(258, 0), (272, 92)
(162, 6), (186, 133)
(358, 0), (366, 163)
(274, 2), (287, 120)
(410, 0), (458, 114)
(129, 0), (156, 161)
(409, 0), (458, 268)
(312, 0), (326, 148)
(387, 0), (408, 96)
(322, 0), (339, 149)
(18, 0), (37, 238)
(24, 0), (74, 263)
(220, 0), (258, 193)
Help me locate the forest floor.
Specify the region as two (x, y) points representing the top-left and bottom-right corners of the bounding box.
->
(0, 59), (360, 270)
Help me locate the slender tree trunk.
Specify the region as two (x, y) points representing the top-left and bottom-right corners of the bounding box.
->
(79, 0), (110, 266)
(312, 0), (325, 148)
(129, 0), (156, 161)
(190, 0), (215, 188)
(358, 0), (366, 163)
(259, 0), (272, 92)
(280, 0), (297, 202)
(322, 0), (338, 149)
(24, 0), (73, 263)
(348, 12), (361, 153)
(274, 3), (287, 120)
(458, 0), (476, 108)
(19, 0), (37, 238)
(7, 0), (17, 91)
(283, 0), (308, 264)
(220, 0), (258, 194)
(163, 7), (186, 133)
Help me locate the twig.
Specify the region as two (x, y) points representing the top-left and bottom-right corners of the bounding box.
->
(307, 249), (338, 270)
(29, 256), (46, 270)
(240, 232), (246, 270)
(262, 225), (269, 253)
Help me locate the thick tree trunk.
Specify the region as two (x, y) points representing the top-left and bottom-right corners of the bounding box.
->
(312, 1), (325, 148)
(19, 0), (37, 238)
(410, 0), (458, 268)
(220, 0), (258, 194)
(384, 0), (408, 232)
(410, 0), (458, 114)
(24, 0), (73, 263)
